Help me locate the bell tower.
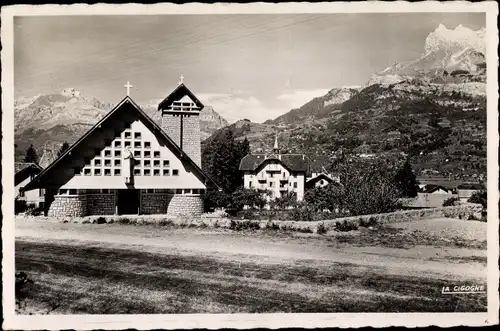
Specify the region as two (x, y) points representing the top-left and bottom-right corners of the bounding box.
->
(157, 77), (204, 166)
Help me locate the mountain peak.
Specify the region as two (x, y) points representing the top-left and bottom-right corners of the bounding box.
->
(425, 24), (485, 54)
(61, 87), (82, 97)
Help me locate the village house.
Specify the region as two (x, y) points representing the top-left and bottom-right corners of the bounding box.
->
(15, 162), (44, 209)
(22, 79), (218, 217)
(457, 183), (484, 201)
(239, 137), (337, 202)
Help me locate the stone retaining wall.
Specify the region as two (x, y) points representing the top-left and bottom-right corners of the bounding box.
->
(141, 193), (172, 214)
(167, 194), (204, 217)
(48, 194), (87, 217)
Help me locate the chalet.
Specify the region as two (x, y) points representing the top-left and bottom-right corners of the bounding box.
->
(239, 137), (337, 202)
(22, 80), (218, 217)
(15, 162), (44, 208)
(457, 183), (483, 201)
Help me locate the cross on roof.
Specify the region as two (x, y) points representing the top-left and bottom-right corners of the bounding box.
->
(178, 75), (184, 85)
(124, 81), (133, 96)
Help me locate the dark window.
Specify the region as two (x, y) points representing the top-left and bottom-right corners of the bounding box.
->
(154, 151), (160, 158)
(114, 159), (121, 166)
(74, 167), (81, 175)
(163, 169), (170, 176)
(134, 132), (141, 139)
(104, 150), (111, 157)
(269, 182), (273, 187)
(294, 182), (297, 188)
(153, 169), (160, 176)
(184, 189), (191, 194)
(124, 141), (131, 147)
(144, 169), (151, 176)
(114, 169), (121, 176)
(69, 189), (77, 195)
(84, 168), (91, 176)
(134, 141), (141, 148)
(175, 189), (182, 194)
(114, 141), (122, 148)
(104, 169), (111, 176)
(102, 189), (110, 194)
(144, 151), (151, 158)
(144, 160), (151, 167)
(134, 151), (141, 158)
(94, 168), (101, 176)
(94, 159), (101, 166)
(114, 150), (121, 157)
(124, 131), (132, 139)
(104, 159), (111, 167)
(144, 142), (151, 149)
(134, 169), (141, 176)
(163, 160), (170, 167)
(135, 159), (141, 166)
(172, 169), (179, 176)
(153, 160), (160, 167)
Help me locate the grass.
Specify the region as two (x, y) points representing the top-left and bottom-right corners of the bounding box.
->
(15, 240), (486, 314)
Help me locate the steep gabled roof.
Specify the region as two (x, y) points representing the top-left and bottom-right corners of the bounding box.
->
(23, 96), (219, 191)
(157, 83), (204, 111)
(239, 154), (309, 173)
(457, 183), (483, 190)
(15, 162), (43, 186)
(15, 162), (42, 174)
(422, 184), (451, 193)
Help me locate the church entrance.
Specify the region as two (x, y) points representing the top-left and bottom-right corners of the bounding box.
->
(117, 189), (140, 215)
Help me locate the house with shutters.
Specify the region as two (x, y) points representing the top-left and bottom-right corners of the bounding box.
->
(22, 80), (218, 217)
(239, 136), (337, 202)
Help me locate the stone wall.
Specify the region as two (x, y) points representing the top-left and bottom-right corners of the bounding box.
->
(167, 194), (204, 217)
(181, 114), (201, 166)
(161, 113), (181, 147)
(87, 193), (115, 215)
(48, 194), (87, 217)
(141, 193), (172, 214)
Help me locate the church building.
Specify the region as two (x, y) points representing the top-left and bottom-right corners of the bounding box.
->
(22, 80), (218, 217)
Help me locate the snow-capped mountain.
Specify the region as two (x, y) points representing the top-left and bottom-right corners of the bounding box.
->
(368, 24), (486, 86)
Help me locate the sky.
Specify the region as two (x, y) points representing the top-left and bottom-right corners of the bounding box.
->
(14, 13), (485, 123)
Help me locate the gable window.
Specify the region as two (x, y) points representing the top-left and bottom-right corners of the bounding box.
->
(114, 141), (122, 148)
(94, 159), (101, 166)
(153, 160), (160, 167)
(144, 169), (151, 176)
(144, 151), (151, 158)
(124, 131), (132, 139)
(134, 141), (141, 148)
(153, 169), (160, 176)
(104, 169), (111, 176)
(69, 189), (78, 195)
(114, 159), (121, 166)
(144, 142), (151, 149)
(94, 168), (101, 176)
(134, 169), (141, 176)
(294, 182), (297, 189)
(134, 132), (141, 139)
(144, 160), (151, 167)
(104, 159), (111, 167)
(114, 150), (121, 157)
(84, 168), (91, 176)
(124, 141), (131, 147)
(172, 169), (179, 176)
(163, 169), (170, 176)
(154, 151), (161, 158)
(104, 150), (111, 157)
(163, 160), (170, 167)
(114, 169), (121, 176)
(134, 151), (141, 158)
(269, 182), (273, 187)
(135, 159), (141, 166)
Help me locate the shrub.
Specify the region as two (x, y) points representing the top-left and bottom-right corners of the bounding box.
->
(443, 197), (460, 207)
(335, 220), (359, 232)
(96, 217), (107, 224)
(468, 190), (486, 208)
(203, 190), (232, 210)
(316, 223), (327, 234)
(232, 187), (271, 210)
(15, 199), (27, 214)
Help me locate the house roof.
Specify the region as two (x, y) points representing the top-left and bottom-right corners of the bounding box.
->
(306, 173), (338, 185)
(421, 184), (451, 193)
(239, 154), (309, 173)
(308, 155), (331, 174)
(157, 83), (204, 111)
(15, 162), (42, 174)
(23, 96), (219, 191)
(457, 183), (483, 190)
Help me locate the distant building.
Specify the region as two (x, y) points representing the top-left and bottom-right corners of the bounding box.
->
(239, 136), (337, 203)
(15, 162), (44, 208)
(23, 80), (218, 217)
(457, 183), (483, 201)
(39, 148), (57, 169)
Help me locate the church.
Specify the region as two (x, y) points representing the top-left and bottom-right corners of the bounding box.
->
(22, 79), (218, 217)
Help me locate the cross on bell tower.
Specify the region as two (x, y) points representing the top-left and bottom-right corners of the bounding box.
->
(124, 81), (133, 96)
(178, 75), (184, 85)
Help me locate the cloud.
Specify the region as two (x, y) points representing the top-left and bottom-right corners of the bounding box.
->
(276, 89), (331, 109)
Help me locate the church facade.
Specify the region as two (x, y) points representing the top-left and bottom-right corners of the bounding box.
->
(23, 82), (218, 217)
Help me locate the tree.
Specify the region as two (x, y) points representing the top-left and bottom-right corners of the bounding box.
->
(232, 187), (270, 210)
(202, 129), (250, 193)
(468, 190), (487, 209)
(23, 144), (38, 163)
(394, 159), (419, 197)
(57, 141), (70, 156)
(270, 191), (297, 210)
